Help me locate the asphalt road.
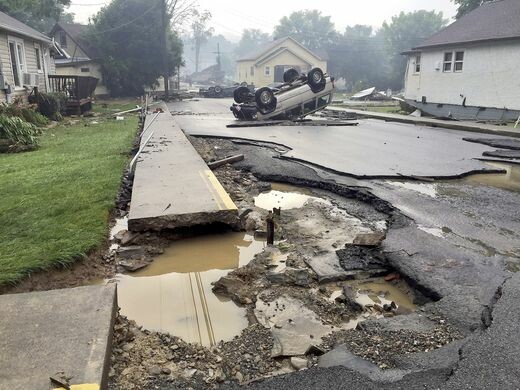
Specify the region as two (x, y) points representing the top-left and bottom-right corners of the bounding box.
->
(166, 98), (520, 389)
(169, 98), (509, 179)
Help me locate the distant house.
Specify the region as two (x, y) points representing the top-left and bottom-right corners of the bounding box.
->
(49, 23), (108, 96)
(0, 11), (55, 103)
(403, 0), (520, 121)
(236, 36), (328, 86)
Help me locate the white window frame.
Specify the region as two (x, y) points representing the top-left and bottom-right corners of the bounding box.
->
(34, 43), (43, 73)
(413, 53), (421, 74)
(8, 36), (27, 88)
(443, 52), (453, 72)
(264, 66), (270, 76)
(454, 51), (464, 73)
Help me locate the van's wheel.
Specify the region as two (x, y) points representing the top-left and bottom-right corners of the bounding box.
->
(255, 87), (276, 112)
(240, 82), (248, 87)
(307, 67), (326, 92)
(283, 68), (300, 83)
(214, 86), (223, 95)
(234, 86), (251, 103)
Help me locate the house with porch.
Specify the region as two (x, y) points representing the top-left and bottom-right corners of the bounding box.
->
(0, 11), (55, 103)
(403, 0), (520, 121)
(236, 36), (328, 87)
(49, 23), (108, 97)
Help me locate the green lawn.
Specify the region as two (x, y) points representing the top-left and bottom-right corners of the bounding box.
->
(0, 112), (137, 285)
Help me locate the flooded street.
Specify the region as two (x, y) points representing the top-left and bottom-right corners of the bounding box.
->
(116, 233), (265, 346)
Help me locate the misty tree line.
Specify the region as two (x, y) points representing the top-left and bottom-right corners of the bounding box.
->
(0, 0), (492, 95)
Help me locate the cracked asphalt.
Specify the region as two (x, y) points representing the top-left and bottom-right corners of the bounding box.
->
(168, 99), (520, 389)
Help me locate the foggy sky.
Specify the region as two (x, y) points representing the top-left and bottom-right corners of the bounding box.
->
(69, 0), (457, 41)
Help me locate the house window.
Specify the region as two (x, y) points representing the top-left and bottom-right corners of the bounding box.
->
(250, 66), (254, 76)
(443, 52), (453, 72)
(80, 67), (90, 73)
(59, 31), (67, 48)
(8, 37), (26, 87)
(264, 66), (270, 76)
(414, 54), (421, 73)
(454, 51), (464, 72)
(35, 45), (42, 72)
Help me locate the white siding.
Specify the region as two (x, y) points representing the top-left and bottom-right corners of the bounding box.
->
(0, 31), (55, 103)
(404, 40), (520, 110)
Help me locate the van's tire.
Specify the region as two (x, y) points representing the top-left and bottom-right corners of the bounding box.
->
(214, 86), (223, 95)
(240, 81), (248, 87)
(234, 86), (251, 103)
(307, 67), (326, 93)
(283, 68), (300, 83)
(255, 87), (277, 112)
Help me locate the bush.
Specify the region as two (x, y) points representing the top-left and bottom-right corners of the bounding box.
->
(0, 116), (38, 147)
(0, 104), (49, 127)
(37, 92), (67, 120)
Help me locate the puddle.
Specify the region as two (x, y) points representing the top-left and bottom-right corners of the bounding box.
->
(330, 278), (417, 330)
(254, 183), (325, 210)
(460, 162), (520, 192)
(385, 181), (437, 198)
(116, 232), (266, 346)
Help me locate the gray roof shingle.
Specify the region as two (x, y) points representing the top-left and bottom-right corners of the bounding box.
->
(0, 11), (51, 42)
(415, 0), (520, 49)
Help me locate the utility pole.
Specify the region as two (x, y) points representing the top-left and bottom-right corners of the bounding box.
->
(160, 0), (169, 99)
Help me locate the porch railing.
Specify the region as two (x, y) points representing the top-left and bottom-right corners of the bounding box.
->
(48, 75), (99, 101)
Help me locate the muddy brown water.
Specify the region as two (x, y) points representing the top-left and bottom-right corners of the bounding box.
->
(461, 162), (520, 192)
(116, 233), (266, 347)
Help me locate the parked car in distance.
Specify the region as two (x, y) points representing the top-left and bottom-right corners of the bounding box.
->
(200, 83), (253, 98)
(230, 67), (334, 121)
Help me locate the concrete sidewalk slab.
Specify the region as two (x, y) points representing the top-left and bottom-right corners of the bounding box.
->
(0, 284), (117, 390)
(128, 109), (238, 231)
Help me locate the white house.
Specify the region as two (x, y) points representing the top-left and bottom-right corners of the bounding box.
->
(236, 37), (328, 87)
(403, 0), (520, 121)
(0, 11), (55, 103)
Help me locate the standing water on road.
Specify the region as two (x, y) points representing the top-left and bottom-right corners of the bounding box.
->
(254, 183), (326, 210)
(116, 233), (265, 346)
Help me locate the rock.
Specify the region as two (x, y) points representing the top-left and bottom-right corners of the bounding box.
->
(162, 367), (172, 375)
(122, 343), (134, 352)
(352, 232), (386, 246)
(266, 267), (313, 287)
(244, 211), (263, 231)
(235, 371), (244, 382)
(148, 366), (162, 376)
(290, 357), (308, 370)
(118, 257), (152, 272)
(336, 246), (388, 272)
(171, 344), (179, 350)
(120, 231), (140, 245)
(184, 368), (197, 378)
(384, 272), (401, 282)
(116, 246), (145, 260)
(341, 285), (364, 311)
(212, 275), (249, 303)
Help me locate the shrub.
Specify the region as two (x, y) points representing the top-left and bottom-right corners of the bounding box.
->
(37, 92), (67, 120)
(0, 116), (38, 146)
(0, 103), (49, 127)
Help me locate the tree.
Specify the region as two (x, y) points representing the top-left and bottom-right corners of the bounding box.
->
(0, 0), (74, 32)
(380, 10), (447, 89)
(88, 0), (183, 96)
(327, 25), (388, 91)
(452, 0), (493, 19)
(273, 10), (337, 50)
(236, 29), (270, 57)
(190, 10), (213, 73)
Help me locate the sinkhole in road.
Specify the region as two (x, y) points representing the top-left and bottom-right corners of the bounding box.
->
(329, 278), (417, 330)
(115, 232), (266, 347)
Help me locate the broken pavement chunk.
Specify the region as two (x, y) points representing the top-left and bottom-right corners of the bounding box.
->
(254, 294), (334, 357)
(352, 232), (386, 247)
(266, 267), (313, 287)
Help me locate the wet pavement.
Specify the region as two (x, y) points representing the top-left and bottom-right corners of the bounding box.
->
(169, 99), (514, 179)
